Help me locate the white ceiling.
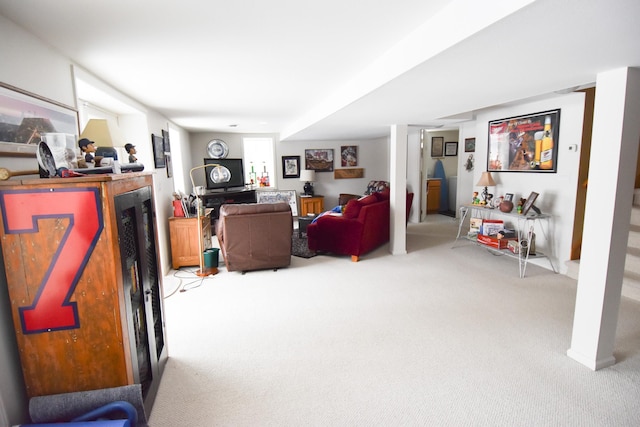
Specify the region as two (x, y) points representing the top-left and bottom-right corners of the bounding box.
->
(1, 0), (639, 141)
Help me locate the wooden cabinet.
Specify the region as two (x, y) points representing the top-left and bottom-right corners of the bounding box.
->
(427, 179), (441, 214)
(300, 195), (324, 216)
(0, 173), (166, 415)
(169, 215), (211, 269)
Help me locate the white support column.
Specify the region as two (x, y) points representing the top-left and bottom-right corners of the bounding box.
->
(390, 125), (408, 255)
(567, 67), (640, 370)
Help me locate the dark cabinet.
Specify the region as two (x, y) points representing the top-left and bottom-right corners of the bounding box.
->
(0, 173), (167, 415)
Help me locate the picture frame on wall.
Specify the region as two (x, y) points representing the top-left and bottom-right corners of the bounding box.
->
(0, 82), (79, 157)
(431, 137), (444, 157)
(305, 148), (334, 172)
(282, 155), (301, 178)
(445, 142), (458, 156)
(341, 145), (358, 167)
(464, 137), (476, 153)
(487, 109), (560, 172)
(152, 133), (166, 168)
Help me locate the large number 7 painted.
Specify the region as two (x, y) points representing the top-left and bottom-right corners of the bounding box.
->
(0, 188), (103, 334)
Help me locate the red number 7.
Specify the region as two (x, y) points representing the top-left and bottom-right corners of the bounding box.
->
(0, 188), (103, 334)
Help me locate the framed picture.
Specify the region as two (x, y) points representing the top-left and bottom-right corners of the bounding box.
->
(487, 109), (560, 172)
(431, 137), (444, 157)
(0, 82), (79, 157)
(152, 133), (166, 168)
(465, 137), (476, 153)
(165, 153), (173, 178)
(504, 193), (514, 202)
(282, 155), (300, 178)
(445, 142), (458, 156)
(341, 145), (358, 167)
(162, 129), (171, 153)
(521, 191), (539, 215)
(305, 148), (334, 172)
(256, 190), (298, 216)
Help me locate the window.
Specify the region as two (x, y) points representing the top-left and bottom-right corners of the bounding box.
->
(243, 137), (275, 188)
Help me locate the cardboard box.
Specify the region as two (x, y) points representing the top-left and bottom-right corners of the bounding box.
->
(477, 234), (514, 249)
(480, 219), (504, 236)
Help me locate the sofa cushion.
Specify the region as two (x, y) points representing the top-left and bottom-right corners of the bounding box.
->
(358, 194), (378, 206)
(343, 199), (363, 219)
(374, 187), (391, 201)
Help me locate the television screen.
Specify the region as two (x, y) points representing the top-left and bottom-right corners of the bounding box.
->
(204, 158), (245, 190)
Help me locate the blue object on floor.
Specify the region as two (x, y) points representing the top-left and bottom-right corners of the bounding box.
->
(21, 401), (137, 427)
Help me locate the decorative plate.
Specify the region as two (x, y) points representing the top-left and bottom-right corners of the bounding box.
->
(207, 139), (229, 159)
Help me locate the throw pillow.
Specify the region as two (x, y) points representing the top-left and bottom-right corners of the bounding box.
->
(343, 199), (363, 219)
(374, 187), (391, 201)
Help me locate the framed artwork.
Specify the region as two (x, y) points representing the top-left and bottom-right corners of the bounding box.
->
(445, 142), (458, 157)
(504, 193), (514, 202)
(162, 129), (171, 153)
(256, 190), (298, 216)
(465, 138), (476, 153)
(521, 191), (539, 215)
(341, 145), (358, 167)
(305, 148), (334, 172)
(165, 153), (173, 178)
(0, 82), (79, 157)
(152, 133), (166, 168)
(487, 109), (560, 172)
(431, 137), (444, 157)
(282, 155), (300, 178)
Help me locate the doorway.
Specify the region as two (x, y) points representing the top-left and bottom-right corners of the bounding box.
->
(421, 128), (460, 221)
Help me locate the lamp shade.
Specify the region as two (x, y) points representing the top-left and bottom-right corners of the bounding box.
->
(80, 119), (126, 148)
(476, 171), (496, 187)
(299, 169), (316, 183)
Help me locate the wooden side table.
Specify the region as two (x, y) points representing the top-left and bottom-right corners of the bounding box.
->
(300, 195), (324, 216)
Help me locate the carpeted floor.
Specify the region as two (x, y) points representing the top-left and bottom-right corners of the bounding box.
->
(152, 217), (640, 426)
(291, 233), (316, 258)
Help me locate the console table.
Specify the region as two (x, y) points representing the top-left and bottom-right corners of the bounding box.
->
(200, 188), (257, 219)
(453, 205), (556, 278)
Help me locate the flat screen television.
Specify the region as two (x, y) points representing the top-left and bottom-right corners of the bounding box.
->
(204, 158), (245, 191)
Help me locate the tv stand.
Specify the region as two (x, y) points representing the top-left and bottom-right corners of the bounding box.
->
(200, 188), (256, 219)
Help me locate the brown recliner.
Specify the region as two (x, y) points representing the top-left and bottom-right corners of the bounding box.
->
(216, 202), (293, 273)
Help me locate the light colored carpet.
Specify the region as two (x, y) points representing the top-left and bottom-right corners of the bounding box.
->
(149, 216), (640, 426)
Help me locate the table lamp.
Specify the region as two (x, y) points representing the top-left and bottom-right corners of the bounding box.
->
(476, 171), (496, 204)
(300, 169), (316, 196)
(80, 119), (126, 160)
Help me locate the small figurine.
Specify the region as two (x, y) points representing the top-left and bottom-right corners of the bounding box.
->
(472, 191), (480, 205)
(517, 197), (526, 214)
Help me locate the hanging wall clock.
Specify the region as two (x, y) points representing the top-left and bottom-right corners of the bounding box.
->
(207, 139), (229, 159)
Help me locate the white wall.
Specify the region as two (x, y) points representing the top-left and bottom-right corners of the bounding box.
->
(188, 133), (391, 209)
(457, 92), (586, 274)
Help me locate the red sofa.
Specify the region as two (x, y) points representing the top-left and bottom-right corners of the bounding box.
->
(306, 190), (413, 262)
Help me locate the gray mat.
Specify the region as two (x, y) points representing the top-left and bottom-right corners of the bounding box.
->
(292, 234), (316, 258)
(29, 384), (147, 426)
